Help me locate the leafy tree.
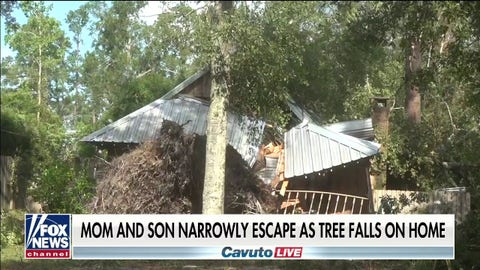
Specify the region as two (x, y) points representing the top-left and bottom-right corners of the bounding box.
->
(1, 2), (84, 210)
(0, 1), (19, 30)
(105, 73), (176, 121)
(73, 1), (193, 125)
(65, 4), (89, 129)
(4, 1), (70, 121)
(195, 2), (394, 211)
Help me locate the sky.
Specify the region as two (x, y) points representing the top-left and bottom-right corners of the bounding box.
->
(0, 1), (225, 61)
(0, 1), (169, 60)
(1, 1), (93, 59)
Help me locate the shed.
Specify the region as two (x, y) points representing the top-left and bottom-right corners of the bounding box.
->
(81, 69), (265, 167)
(276, 121), (381, 214)
(81, 67), (382, 215)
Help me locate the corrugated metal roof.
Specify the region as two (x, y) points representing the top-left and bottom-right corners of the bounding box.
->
(286, 98), (322, 124)
(324, 118), (374, 140)
(284, 121), (380, 178)
(81, 96), (265, 167)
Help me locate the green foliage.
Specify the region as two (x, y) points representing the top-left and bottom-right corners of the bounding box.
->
(5, 10), (69, 66)
(334, 1), (480, 193)
(377, 193), (429, 214)
(0, 1), (19, 29)
(0, 2), (479, 266)
(455, 210), (480, 269)
(0, 210), (24, 248)
(73, 122), (97, 158)
(4, 1), (70, 111)
(191, 2), (342, 124)
(1, 86), (67, 207)
(73, 1), (195, 126)
(0, 108), (32, 156)
(33, 161), (95, 213)
(104, 73), (176, 122)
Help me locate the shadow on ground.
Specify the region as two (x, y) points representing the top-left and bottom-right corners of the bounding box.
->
(0, 259), (420, 270)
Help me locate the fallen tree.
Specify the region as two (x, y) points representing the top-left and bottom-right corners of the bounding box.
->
(92, 120), (276, 214)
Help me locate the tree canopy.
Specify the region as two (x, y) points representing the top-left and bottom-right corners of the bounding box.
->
(1, 1), (479, 267)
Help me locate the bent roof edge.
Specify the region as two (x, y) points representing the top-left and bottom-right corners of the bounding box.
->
(80, 68), (210, 142)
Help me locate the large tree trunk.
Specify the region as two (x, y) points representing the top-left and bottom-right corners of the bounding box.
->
(202, 1), (233, 214)
(405, 38), (422, 123)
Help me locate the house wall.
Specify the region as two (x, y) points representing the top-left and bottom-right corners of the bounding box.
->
(182, 72), (211, 100)
(287, 159), (370, 197)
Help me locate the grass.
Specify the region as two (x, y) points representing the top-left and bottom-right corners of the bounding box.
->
(1, 240), (283, 270)
(1, 245), (424, 270)
(0, 247), (285, 270)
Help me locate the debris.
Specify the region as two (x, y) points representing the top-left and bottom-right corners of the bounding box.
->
(92, 120), (276, 214)
(263, 142), (283, 158)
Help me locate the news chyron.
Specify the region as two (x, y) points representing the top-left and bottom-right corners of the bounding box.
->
(25, 214), (71, 259)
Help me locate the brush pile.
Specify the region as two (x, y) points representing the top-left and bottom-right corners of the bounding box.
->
(92, 120), (276, 214)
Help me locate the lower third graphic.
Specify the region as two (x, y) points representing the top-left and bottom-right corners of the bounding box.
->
(25, 214), (71, 259)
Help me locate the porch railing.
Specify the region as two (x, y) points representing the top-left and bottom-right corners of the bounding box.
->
(277, 189), (369, 214)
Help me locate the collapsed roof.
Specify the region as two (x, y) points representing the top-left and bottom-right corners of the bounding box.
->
(81, 68), (380, 175)
(284, 121), (380, 178)
(81, 69), (265, 167)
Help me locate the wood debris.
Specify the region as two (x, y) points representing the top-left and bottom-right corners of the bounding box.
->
(92, 120), (276, 214)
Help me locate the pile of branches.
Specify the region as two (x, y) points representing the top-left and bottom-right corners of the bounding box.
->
(92, 120), (276, 214)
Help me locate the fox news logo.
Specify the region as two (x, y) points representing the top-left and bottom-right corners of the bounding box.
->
(25, 214), (71, 259)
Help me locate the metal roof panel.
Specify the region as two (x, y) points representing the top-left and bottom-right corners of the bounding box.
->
(81, 96), (264, 167)
(284, 122), (380, 178)
(324, 118), (374, 140)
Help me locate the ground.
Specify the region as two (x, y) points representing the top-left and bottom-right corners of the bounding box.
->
(0, 245), (439, 270)
(1, 246), (284, 270)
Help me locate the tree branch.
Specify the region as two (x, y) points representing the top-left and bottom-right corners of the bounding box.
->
(443, 101), (456, 131)
(135, 68), (153, 79)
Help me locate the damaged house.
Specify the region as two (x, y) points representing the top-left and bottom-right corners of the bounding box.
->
(274, 121), (380, 214)
(81, 68), (380, 214)
(81, 68), (264, 167)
